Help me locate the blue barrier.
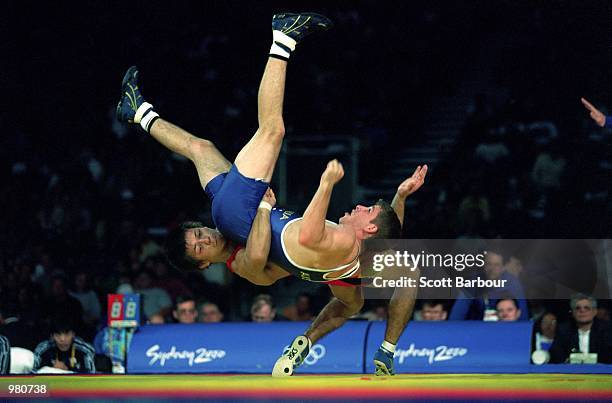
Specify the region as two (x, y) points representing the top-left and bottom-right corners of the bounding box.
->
(127, 320), (612, 374)
(365, 321), (533, 373)
(127, 321), (368, 374)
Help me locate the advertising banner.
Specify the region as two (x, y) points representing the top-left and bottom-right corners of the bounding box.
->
(365, 321), (533, 373)
(127, 321), (368, 374)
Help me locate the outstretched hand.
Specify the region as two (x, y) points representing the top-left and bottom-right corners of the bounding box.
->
(581, 97), (606, 127)
(321, 159), (344, 186)
(396, 165), (428, 198)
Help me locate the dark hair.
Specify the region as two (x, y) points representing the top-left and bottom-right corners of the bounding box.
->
(164, 221), (205, 272)
(422, 300), (447, 310)
(51, 316), (75, 334)
(370, 199), (401, 239)
(175, 295), (195, 308)
(496, 298), (519, 310)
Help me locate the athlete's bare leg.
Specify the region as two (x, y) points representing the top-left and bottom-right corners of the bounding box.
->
(148, 119), (231, 188)
(304, 284), (364, 343)
(116, 67), (231, 189)
(233, 58), (287, 182)
(384, 277), (418, 344)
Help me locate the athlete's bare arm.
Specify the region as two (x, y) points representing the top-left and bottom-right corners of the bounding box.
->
(390, 165), (428, 227)
(230, 188), (290, 285)
(298, 160), (355, 254)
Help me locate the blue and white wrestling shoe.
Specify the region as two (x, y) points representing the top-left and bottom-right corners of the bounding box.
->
(116, 66), (144, 123)
(116, 66), (159, 132)
(272, 335), (311, 377)
(272, 12), (333, 43)
(373, 347), (395, 376)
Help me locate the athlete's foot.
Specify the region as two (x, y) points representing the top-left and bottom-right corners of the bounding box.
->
(272, 335), (310, 377)
(373, 347), (395, 376)
(272, 12), (333, 44)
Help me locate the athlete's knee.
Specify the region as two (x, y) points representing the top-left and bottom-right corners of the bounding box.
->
(190, 138), (216, 160)
(344, 292), (364, 316)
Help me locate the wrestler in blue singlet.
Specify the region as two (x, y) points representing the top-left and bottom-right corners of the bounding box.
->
(205, 165), (359, 282)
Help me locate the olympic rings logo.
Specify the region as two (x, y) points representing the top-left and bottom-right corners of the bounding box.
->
(282, 343), (326, 365)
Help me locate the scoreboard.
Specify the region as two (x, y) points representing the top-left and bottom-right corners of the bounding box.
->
(107, 294), (141, 328)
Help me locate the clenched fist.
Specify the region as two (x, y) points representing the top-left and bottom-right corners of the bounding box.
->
(320, 159), (344, 186)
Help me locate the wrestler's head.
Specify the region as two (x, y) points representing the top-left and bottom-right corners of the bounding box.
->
(339, 199), (400, 240)
(165, 221), (227, 271)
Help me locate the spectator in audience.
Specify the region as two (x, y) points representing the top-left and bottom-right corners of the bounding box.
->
(93, 326), (135, 372)
(531, 144), (566, 193)
(420, 300), (448, 321)
(596, 305), (610, 322)
(250, 294), (277, 323)
(0, 335), (10, 375)
(449, 251), (529, 321)
(533, 312), (556, 352)
(43, 275), (85, 335)
(198, 302), (224, 323)
(16, 284), (43, 329)
(133, 270), (172, 322)
(0, 303), (37, 351)
(549, 294), (611, 363)
(152, 258), (193, 302)
(282, 293), (314, 321)
(496, 298), (522, 321)
(69, 271), (102, 329)
(33, 317), (96, 373)
(173, 296), (198, 324)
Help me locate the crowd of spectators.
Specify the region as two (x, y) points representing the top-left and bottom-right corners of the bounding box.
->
(1, 2), (610, 372)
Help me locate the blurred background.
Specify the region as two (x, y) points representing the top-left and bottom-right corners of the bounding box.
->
(0, 1), (610, 349)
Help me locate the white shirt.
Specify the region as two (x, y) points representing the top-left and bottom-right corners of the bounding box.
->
(578, 329), (590, 354)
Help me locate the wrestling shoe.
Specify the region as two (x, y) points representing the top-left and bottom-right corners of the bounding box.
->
(272, 335), (310, 377)
(373, 347), (395, 376)
(116, 66), (143, 123)
(271, 12), (333, 43)
(116, 66), (159, 131)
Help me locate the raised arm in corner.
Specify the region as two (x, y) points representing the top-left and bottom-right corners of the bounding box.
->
(390, 165), (428, 227)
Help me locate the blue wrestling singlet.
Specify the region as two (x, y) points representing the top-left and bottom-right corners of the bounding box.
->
(204, 165), (360, 283)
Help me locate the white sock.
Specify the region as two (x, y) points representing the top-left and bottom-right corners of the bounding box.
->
(134, 102), (160, 133)
(269, 30), (296, 61)
(381, 340), (396, 354)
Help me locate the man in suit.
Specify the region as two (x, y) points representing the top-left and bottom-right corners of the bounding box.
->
(549, 294), (611, 363)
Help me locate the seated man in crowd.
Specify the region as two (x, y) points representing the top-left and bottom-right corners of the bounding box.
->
(198, 301), (224, 323)
(33, 317), (95, 373)
(496, 298), (522, 321)
(133, 270), (172, 322)
(173, 296), (198, 324)
(549, 294), (611, 364)
(419, 300), (448, 321)
(450, 251), (529, 321)
(250, 294), (280, 323)
(282, 293), (314, 322)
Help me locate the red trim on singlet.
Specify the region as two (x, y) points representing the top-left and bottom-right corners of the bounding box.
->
(225, 245), (244, 273)
(325, 279), (358, 287)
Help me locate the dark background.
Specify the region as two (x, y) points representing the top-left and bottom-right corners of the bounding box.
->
(0, 1), (610, 334)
